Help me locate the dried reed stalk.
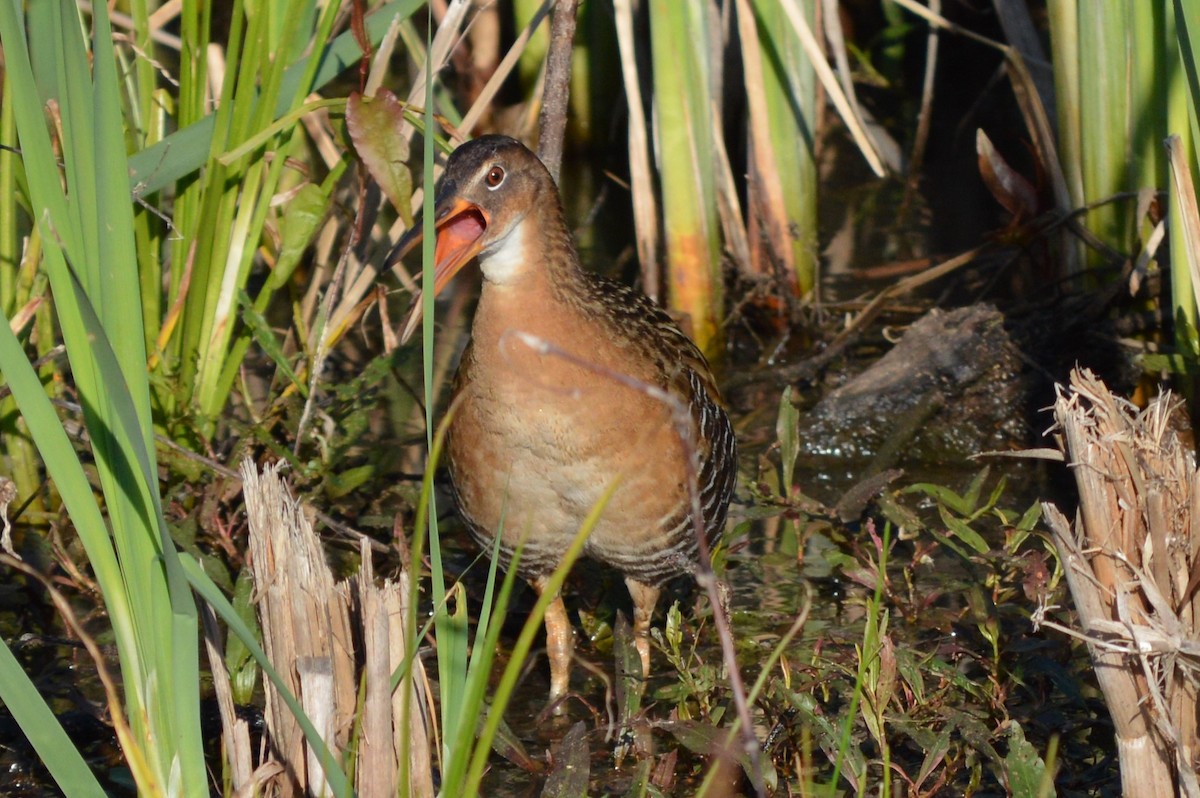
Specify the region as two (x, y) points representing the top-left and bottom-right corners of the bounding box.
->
(199, 605), (256, 793)
(1040, 368), (1200, 798)
(243, 460), (355, 796)
(242, 460), (433, 797)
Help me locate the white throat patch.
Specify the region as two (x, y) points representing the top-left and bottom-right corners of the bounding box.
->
(479, 218), (526, 285)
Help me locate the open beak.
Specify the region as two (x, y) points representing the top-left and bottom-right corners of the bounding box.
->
(390, 196), (490, 343)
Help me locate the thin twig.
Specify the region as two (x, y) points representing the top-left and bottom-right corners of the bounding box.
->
(79, 1), (183, 49)
(899, 0), (939, 216)
(536, 0), (579, 183)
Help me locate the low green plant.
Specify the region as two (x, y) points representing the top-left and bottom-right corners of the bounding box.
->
(701, 386), (1074, 793)
(652, 601), (725, 720)
(833, 520), (894, 795)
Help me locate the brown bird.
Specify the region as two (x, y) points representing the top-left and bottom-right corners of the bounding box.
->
(393, 135), (736, 701)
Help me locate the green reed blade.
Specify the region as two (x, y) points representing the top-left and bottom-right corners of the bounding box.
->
(649, 0), (723, 353)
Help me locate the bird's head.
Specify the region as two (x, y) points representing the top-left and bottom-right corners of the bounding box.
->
(391, 135), (552, 342)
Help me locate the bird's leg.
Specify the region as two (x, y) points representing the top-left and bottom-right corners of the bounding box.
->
(625, 577), (662, 683)
(533, 577), (574, 702)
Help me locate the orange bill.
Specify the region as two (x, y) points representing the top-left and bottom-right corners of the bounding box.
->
(393, 197), (491, 343)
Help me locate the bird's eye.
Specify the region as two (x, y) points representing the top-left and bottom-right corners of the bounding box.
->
(485, 166), (505, 189)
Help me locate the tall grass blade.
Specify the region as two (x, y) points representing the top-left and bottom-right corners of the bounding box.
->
(0, 1), (206, 791)
(415, 3), (465, 769)
(649, 0), (723, 353)
(1079, 4), (1131, 263)
(1172, 0), (1200, 359)
(1129, 3), (1165, 195)
(1167, 136), (1200, 349)
(740, 0), (819, 295)
(1047, 0), (1083, 206)
(0, 67), (16, 316)
(0, 60), (45, 512)
(614, 0), (660, 302)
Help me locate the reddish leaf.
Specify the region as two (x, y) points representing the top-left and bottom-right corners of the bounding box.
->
(347, 90), (414, 224)
(976, 128), (1038, 221)
(650, 748), (678, 791)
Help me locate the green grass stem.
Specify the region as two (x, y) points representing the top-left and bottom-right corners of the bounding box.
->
(1171, 0), (1200, 360)
(461, 481), (620, 796)
(743, 0), (819, 295)
(829, 521), (892, 796)
(649, 0), (723, 354)
(0, 2), (205, 791)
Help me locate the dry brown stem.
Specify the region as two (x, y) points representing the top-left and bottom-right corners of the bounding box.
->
(200, 604), (255, 793)
(1040, 368), (1200, 797)
(242, 460), (432, 797)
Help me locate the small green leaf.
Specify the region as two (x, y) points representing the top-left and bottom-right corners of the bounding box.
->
(169, 515), (199, 549)
(961, 466), (990, 512)
(904, 482), (969, 515)
(665, 720), (779, 792)
(226, 570), (261, 705)
(665, 601), (684, 657)
(939, 504), (991, 554)
(1003, 720), (1053, 797)
(614, 611), (643, 725)
(926, 527), (974, 561)
(875, 491), (924, 536)
(623, 759), (655, 798)
(979, 473), (1007, 519)
(273, 181), (331, 290)
(776, 386), (800, 491)
(239, 290), (307, 396)
(195, 553), (233, 595)
(477, 702), (541, 773)
(542, 721), (590, 797)
(893, 645), (925, 704)
(914, 729), (952, 790)
(873, 634), (897, 716)
(324, 464), (375, 499)
(1016, 502), (1043, 532)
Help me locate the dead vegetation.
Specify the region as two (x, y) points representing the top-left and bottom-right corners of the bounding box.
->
(232, 461), (433, 798)
(1039, 368), (1200, 797)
